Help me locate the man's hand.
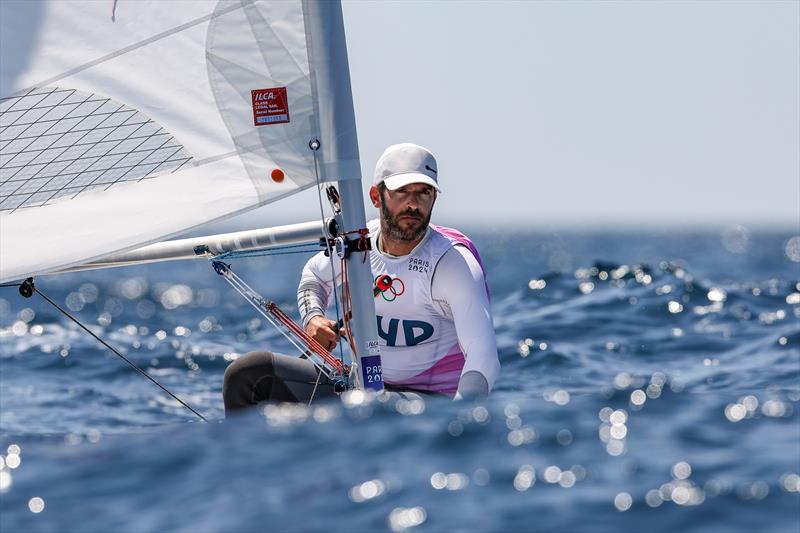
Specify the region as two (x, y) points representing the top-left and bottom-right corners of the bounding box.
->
(306, 315), (340, 351)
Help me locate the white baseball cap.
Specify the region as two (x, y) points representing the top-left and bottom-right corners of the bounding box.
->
(373, 143), (441, 193)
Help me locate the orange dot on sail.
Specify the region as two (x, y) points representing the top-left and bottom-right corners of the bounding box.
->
(271, 168), (285, 183)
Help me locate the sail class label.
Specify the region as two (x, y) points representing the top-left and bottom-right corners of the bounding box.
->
(251, 87), (289, 126)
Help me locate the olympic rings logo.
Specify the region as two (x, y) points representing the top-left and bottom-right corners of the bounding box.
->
(374, 274), (405, 302)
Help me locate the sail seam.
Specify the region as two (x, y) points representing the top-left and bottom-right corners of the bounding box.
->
(15, 1), (250, 94)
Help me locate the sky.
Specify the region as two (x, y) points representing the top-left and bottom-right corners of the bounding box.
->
(227, 0), (798, 232)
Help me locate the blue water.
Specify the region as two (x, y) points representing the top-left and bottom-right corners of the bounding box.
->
(1, 229), (799, 532)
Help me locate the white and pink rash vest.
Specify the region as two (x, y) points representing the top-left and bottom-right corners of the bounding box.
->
(298, 219), (500, 396)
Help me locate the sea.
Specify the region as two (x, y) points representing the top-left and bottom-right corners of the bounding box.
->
(1, 227), (798, 533)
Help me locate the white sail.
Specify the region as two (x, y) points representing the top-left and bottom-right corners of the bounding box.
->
(0, 0), (327, 283)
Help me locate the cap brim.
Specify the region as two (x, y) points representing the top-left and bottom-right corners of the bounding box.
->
(382, 173), (442, 193)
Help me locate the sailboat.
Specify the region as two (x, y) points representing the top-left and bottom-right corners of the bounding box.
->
(0, 0), (385, 408)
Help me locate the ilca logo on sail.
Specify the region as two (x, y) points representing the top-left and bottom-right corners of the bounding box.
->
(251, 87), (290, 126)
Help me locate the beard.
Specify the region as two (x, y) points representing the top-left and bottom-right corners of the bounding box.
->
(380, 199), (432, 242)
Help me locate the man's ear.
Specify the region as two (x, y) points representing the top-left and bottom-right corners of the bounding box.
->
(369, 185), (381, 208)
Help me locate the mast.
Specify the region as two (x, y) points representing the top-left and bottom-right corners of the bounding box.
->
(304, 0), (383, 391)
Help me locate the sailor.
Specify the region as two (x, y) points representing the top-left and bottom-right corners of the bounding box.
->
(223, 143), (500, 413)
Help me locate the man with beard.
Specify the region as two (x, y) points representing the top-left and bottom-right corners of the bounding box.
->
(223, 143), (500, 413)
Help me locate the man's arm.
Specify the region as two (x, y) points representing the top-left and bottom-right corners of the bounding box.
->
(432, 246), (501, 400)
(298, 252), (341, 349)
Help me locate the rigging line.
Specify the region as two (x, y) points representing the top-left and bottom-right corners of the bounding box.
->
(310, 145), (349, 375)
(30, 284), (208, 422)
(212, 263), (336, 378)
(16, 1), (249, 94)
(216, 245), (320, 261)
(308, 367), (323, 407)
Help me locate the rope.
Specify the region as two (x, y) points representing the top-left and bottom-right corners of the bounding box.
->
(215, 243), (320, 261)
(310, 143), (350, 381)
(30, 283), (207, 422)
(308, 368), (323, 407)
(211, 261), (345, 378)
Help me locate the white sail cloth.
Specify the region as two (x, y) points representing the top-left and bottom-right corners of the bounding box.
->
(0, 0), (331, 283)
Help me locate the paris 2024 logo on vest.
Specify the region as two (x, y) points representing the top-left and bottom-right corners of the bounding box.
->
(374, 274), (435, 347)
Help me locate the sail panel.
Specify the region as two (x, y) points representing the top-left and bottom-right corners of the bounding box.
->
(0, 87), (192, 212)
(0, 0), (325, 282)
(206, 0), (319, 198)
(0, 157), (260, 283)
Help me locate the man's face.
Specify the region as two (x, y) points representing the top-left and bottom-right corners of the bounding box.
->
(371, 183), (436, 242)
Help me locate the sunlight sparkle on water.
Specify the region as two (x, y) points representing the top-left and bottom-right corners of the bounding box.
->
(668, 301), (683, 314)
(780, 473), (800, 493)
(11, 321), (28, 336)
(630, 389), (646, 407)
(507, 427), (536, 446)
(579, 282), (595, 294)
(606, 439), (626, 456)
(388, 507), (426, 532)
(724, 403), (747, 422)
(505, 414), (522, 430)
(395, 397), (425, 416)
(543, 466), (562, 483)
(613, 373), (632, 390)
(528, 279), (546, 290)
(558, 470), (577, 488)
(513, 465), (535, 491)
(5, 454), (20, 469)
(160, 284), (193, 309)
(614, 492), (632, 511)
(785, 236), (800, 262)
(544, 389), (570, 406)
(557, 429), (573, 446)
(312, 405), (339, 423)
(471, 406), (489, 423)
(762, 399), (791, 417)
(646, 489), (663, 507)
(349, 479), (385, 503)
(610, 409), (627, 425)
(672, 461), (692, 480)
(0, 471), (11, 492)
(28, 497), (45, 513)
(447, 420), (463, 437)
(445, 473), (469, 491)
(261, 404), (310, 426)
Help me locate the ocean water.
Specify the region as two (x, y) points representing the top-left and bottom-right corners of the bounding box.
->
(1, 229), (798, 533)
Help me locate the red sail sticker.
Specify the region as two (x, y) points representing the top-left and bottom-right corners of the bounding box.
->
(251, 87), (289, 126)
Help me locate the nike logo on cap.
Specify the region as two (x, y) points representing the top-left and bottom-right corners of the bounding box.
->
(425, 165), (437, 174)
